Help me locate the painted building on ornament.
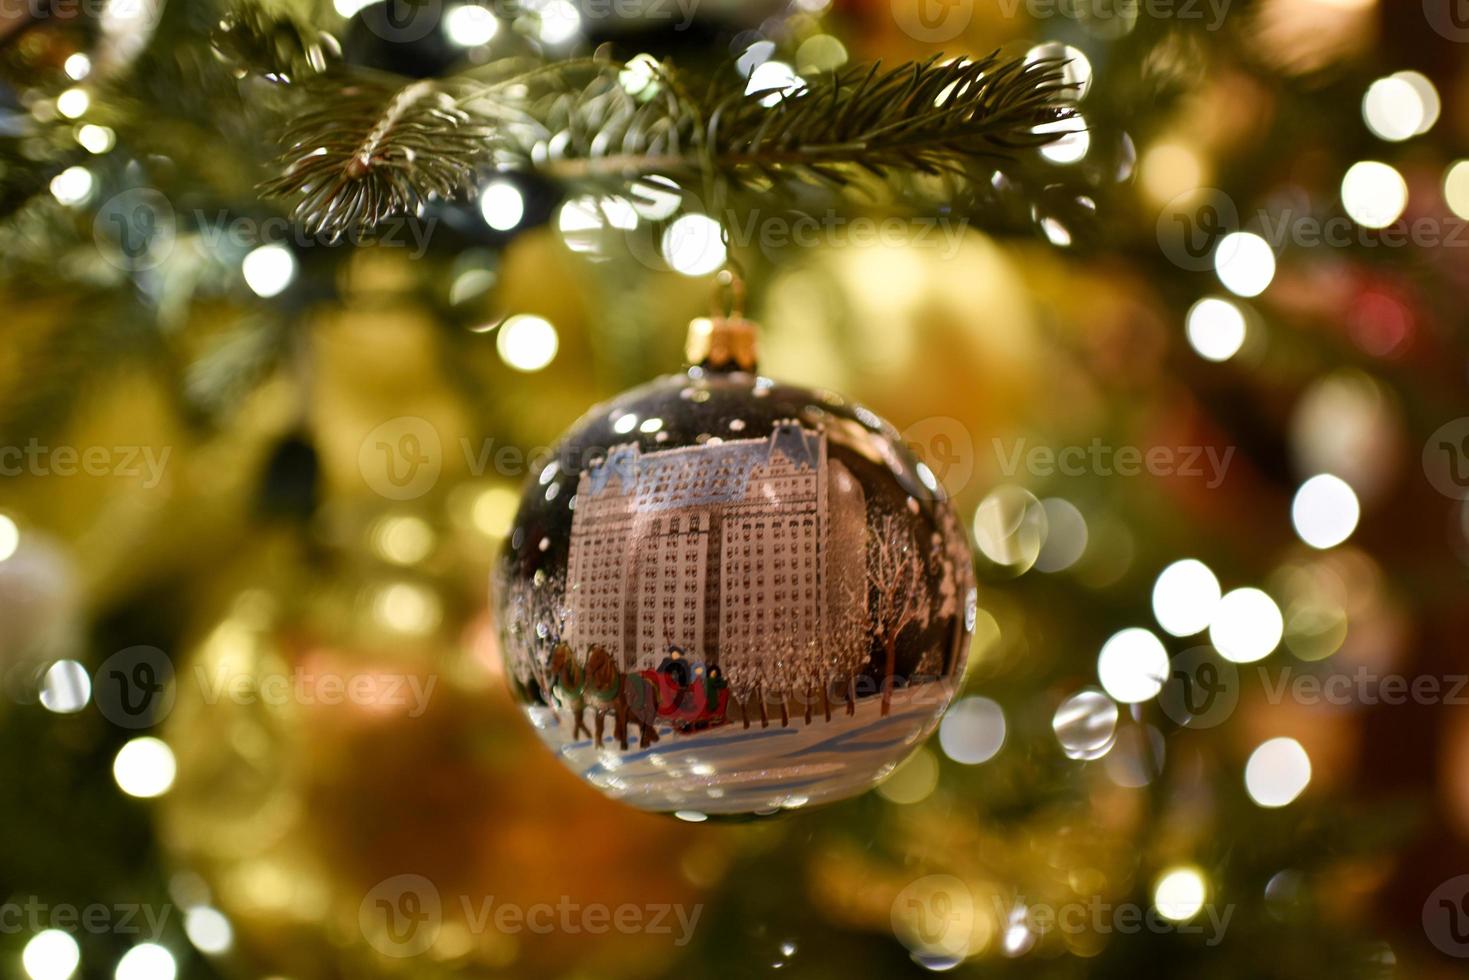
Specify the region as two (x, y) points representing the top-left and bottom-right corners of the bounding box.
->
(564, 422), (868, 679)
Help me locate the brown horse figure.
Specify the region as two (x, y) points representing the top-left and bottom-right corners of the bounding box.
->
(583, 644), (621, 747)
(548, 642), (592, 740)
(584, 646), (661, 751)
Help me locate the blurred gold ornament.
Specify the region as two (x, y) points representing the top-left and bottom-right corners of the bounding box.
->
(159, 531), (716, 979)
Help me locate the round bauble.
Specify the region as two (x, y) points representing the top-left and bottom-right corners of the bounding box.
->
(495, 317), (976, 817)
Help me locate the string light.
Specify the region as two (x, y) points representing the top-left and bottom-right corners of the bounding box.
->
(746, 61), (803, 107)
(1152, 559), (1222, 637)
(184, 908), (233, 955)
(40, 660), (91, 714)
(1245, 737), (1311, 807)
(1291, 474), (1360, 549)
(938, 696), (1006, 764)
(56, 88), (90, 120)
(242, 244), (296, 298)
(0, 513), (18, 562)
(661, 214), (727, 276)
(480, 181), (525, 231)
(112, 737), (177, 799)
(1154, 867), (1208, 922)
(1214, 232), (1276, 297)
(114, 944), (176, 980)
(496, 314), (559, 372)
(443, 3), (498, 47)
(1341, 161), (1407, 229)
(1097, 628), (1169, 703)
(1185, 297), (1247, 362)
(23, 931), (79, 980)
(1210, 588), (1283, 664)
(50, 167), (94, 207)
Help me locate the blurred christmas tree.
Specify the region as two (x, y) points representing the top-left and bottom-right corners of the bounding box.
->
(2, 0), (1469, 978)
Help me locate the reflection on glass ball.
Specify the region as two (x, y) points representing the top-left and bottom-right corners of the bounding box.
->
(494, 366), (976, 817)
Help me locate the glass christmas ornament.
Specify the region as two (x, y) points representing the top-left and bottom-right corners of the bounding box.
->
(494, 295), (976, 817)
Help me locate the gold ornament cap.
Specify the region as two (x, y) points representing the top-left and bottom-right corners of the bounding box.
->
(686, 269), (758, 372)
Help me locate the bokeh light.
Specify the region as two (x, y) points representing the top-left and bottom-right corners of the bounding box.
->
(1096, 628), (1169, 703)
(1034, 498), (1088, 572)
(496, 314), (559, 372)
(49, 166), (94, 207)
(56, 88), (90, 120)
(877, 747), (939, 805)
(661, 214), (727, 276)
(113, 737), (177, 799)
(1245, 737), (1312, 807)
(1210, 588), (1283, 663)
(1053, 689), (1119, 760)
(114, 944), (176, 980)
(1444, 160), (1469, 221)
(0, 513), (18, 562)
(184, 907), (233, 955)
(1037, 114), (1090, 165)
(1213, 232), (1276, 297)
(22, 931), (79, 980)
(40, 660), (91, 714)
(973, 486), (1047, 572)
(242, 244), (296, 298)
(535, 0), (581, 45)
(1291, 474), (1360, 549)
(76, 124), (115, 154)
(1185, 297), (1247, 362)
(1341, 161), (1407, 229)
(443, 3), (499, 46)
(938, 696), (1006, 764)
(1362, 71), (1438, 141)
(480, 181), (524, 231)
(1153, 867), (1208, 922)
(1152, 559), (1222, 637)
(745, 61), (803, 107)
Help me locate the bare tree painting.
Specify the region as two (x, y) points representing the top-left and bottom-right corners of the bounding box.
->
(500, 570), (570, 700)
(867, 512), (933, 716)
(823, 582), (871, 716)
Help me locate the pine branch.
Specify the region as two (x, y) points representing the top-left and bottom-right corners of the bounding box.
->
(260, 73), (494, 238)
(263, 53), (1077, 239)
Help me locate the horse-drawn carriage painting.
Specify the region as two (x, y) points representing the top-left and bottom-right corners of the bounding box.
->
(498, 418), (975, 814)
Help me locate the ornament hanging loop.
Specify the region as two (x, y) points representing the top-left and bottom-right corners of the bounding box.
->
(687, 262), (758, 373)
(712, 263), (746, 321)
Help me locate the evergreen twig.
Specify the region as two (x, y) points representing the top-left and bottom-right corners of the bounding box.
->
(263, 53), (1078, 238)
